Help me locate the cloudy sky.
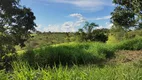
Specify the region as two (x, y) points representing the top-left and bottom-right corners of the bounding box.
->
(20, 0), (115, 32)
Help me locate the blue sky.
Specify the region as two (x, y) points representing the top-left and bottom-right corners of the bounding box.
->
(20, 0), (115, 32)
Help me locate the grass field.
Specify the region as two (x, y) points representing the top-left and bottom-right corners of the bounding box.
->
(1, 36), (142, 80)
(0, 58), (142, 80)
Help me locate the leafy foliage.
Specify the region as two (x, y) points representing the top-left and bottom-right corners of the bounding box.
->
(77, 22), (102, 41)
(109, 26), (126, 41)
(83, 22), (99, 40)
(116, 37), (142, 50)
(124, 29), (142, 39)
(111, 0), (142, 30)
(0, 0), (36, 70)
(92, 29), (109, 42)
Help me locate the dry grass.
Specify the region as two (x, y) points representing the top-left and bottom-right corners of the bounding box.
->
(109, 50), (142, 64)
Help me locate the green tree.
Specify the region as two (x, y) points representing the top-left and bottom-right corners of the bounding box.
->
(0, 0), (36, 71)
(110, 25), (126, 41)
(77, 22), (99, 41)
(92, 28), (109, 42)
(83, 22), (99, 40)
(111, 0), (142, 30)
(76, 28), (86, 41)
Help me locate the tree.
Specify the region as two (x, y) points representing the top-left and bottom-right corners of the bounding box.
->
(83, 22), (98, 40)
(110, 25), (126, 41)
(77, 28), (86, 41)
(111, 0), (142, 30)
(92, 28), (109, 42)
(0, 0), (36, 71)
(77, 22), (99, 41)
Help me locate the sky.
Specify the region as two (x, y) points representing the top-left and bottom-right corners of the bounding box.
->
(20, 0), (115, 32)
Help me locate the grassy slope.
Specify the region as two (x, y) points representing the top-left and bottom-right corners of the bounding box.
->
(1, 37), (142, 80)
(1, 53), (142, 80)
(24, 33), (76, 49)
(20, 42), (115, 67)
(19, 37), (142, 67)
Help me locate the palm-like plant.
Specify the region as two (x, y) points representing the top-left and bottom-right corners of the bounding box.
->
(83, 22), (98, 40)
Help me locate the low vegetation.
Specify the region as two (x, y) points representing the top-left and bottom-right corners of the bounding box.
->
(21, 42), (114, 67)
(1, 55), (142, 80)
(1, 0), (142, 80)
(19, 37), (142, 68)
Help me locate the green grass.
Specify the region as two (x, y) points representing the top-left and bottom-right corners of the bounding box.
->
(20, 37), (142, 67)
(2, 37), (142, 80)
(25, 32), (76, 49)
(1, 61), (142, 80)
(21, 42), (115, 67)
(115, 37), (142, 50)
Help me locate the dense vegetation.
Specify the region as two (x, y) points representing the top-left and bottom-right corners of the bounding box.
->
(0, 62), (141, 80)
(20, 37), (142, 67)
(0, 0), (36, 70)
(0, 0), (142, 80)
(24, 32), (75, 49)
(0, 37), (142, 80)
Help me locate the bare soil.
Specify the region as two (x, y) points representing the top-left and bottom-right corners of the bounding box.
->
(109, 50), (142, 63)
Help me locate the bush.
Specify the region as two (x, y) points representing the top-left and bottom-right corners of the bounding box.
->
(21, 42), (115, 67)
(116, 37), (142, 50)
(92, 29), (109, 42)
(20, 37), (142, 68)
(106, 34), (119, 44)
(124, 30), (142, 39)
(91, 32), (108, 42)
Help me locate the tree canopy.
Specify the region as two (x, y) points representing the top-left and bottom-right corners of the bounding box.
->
(111, 0), (142, 30)
(0, 0), (36, 70)
(77, 22), (101, 41)
(83, 22), (98, 40)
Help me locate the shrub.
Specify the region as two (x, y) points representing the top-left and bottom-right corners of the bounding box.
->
(116, 37), (142, 50)
(21, 42), (115, 67)
(91, 29), (109, 42)
(20, 37), (142, 68)
(106, 34), (119, 44)
(124, 30), (142, 39)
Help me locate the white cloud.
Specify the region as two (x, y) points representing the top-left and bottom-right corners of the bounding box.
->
(88, 15), (111, 20)
(54, 0), (105, 7)
(35, 24), (42, 31)
(95, 22), (113, 29)
(105, 22), (113, 29)
(43, 0), (113, 11)
(96, 25), (104, 29)
(70, 13), (85, 21)
(36, 14), (113, 32)
(70, 13), (83, 18)
(69, 13), (86, 26)
(43, 25), (60, 32)
(39, 13), (86, 32)
(61, 22), (75, 32)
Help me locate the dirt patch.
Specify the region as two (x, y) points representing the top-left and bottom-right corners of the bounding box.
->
(109, 50), (142, 63)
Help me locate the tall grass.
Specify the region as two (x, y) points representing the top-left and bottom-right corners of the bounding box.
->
(116, 37), (142, 50)
(1, 61), (142, 80)
(20, 37), (142, 67)
(21, 42), (115, 67)
(1, 37), (142, 80)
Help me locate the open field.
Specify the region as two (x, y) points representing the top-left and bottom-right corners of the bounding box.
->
(0, 50), (142, 80)
(1, 37), (142, 80)
(1, 0), (142, 80)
